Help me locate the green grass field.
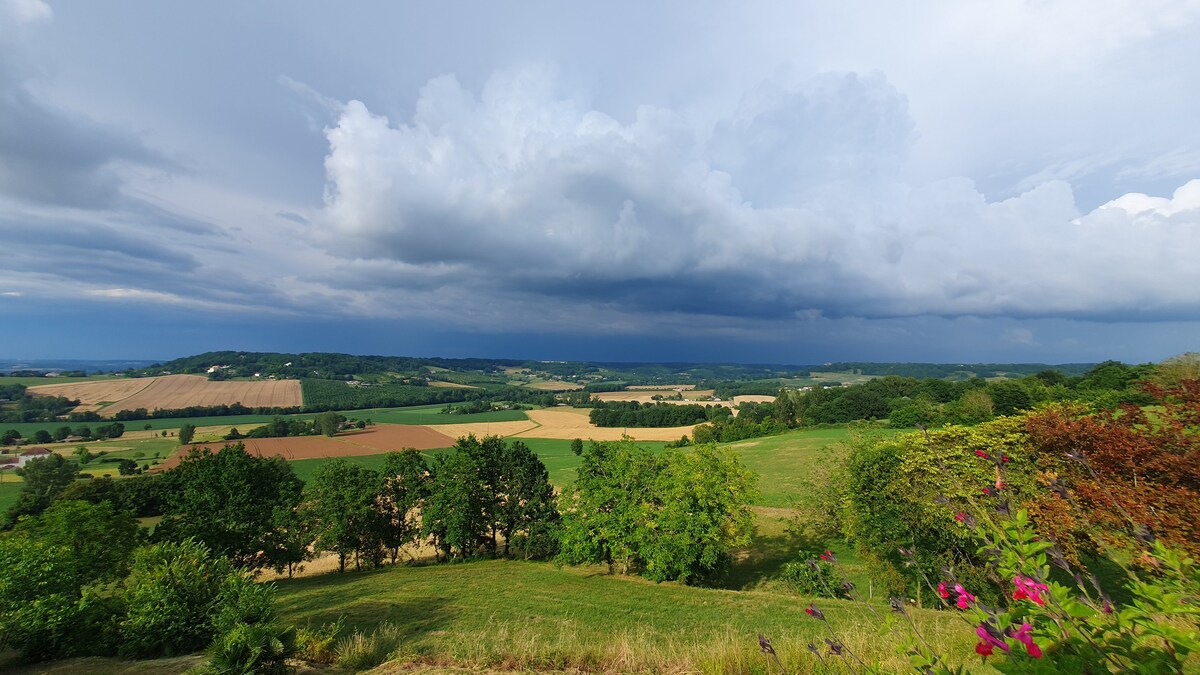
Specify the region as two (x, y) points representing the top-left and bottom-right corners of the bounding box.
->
(273, 557), (978, 673)
(0, 374), (124, 388)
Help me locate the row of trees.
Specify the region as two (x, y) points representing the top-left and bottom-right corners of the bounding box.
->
(587, 401), (732, 427)
(2, 422), (125, 446)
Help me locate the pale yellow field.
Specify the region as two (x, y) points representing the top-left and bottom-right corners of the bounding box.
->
(731, 395), (776, 404)
(524, 380), (584, 391)
(29, 374), (302, 416)
(627, 384), (697, 390)
(431, 420), (540, 439)
(426, 381), (478, 389)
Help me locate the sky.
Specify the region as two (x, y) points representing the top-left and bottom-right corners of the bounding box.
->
(1, 0), (1199, 365)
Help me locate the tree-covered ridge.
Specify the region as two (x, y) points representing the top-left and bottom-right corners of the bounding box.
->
(137, 350), (1100, 387)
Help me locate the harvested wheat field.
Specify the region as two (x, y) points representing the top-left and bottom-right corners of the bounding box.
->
(511, 407), (697, 441)
(593, 389), (718, 403)
(30, 374), (302, 416)
(627, 384), (697, 390)
(433, 420), (540, 439)
(732, 395), (776, 404)
(156, 424), (455, 470)
(27, 378), (155, 413)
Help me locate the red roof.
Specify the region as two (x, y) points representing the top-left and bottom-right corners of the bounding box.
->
(20, 447), (52, 456)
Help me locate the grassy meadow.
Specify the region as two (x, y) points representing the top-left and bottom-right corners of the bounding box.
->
(273, 557), (980, 674)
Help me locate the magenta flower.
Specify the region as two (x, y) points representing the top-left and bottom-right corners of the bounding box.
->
(954, 584), (977, 609)
(975, 624), (1009, 657)
(1010, 622), (1043, 658)
(937, 581), (950, 600)
(1012, 576), (1049, 606)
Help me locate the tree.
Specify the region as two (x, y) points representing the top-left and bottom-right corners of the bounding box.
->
(1, 428), (19, 445)
(497, 440), (559, 558)
(559, 441), (756, 583)
(6, 453), (79, 524)
(155, 444), (303, 569)
(177, 423), (196, 445)
(313, 411), (346, 437)
(305, 459), (385, 571)
(378, 451), (428, 564)
(15, 499), (142, 583)
(117, 458), (140, 475)
(422, 449), (491, 560)
(33, 429), (52, 444)
(53, 426), (71, 441)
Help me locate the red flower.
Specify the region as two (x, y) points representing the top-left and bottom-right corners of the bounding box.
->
(975, 624), (1009, 658)
(982, 487), (992, 495)
(954, 583), (977, 609)
(937, 582), (949, 600)
(974, 449), (989, 458)
(1010, 622), (1043, 658)
(1012, 576), (1049, 606)
(955, 512), (966, 522)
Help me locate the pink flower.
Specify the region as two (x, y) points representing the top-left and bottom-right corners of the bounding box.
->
(954, 584), (977, 609)
(819, 549), (834, 562)
(1012, 576), (1049, 606)
(975, 624), (1009, 657)
(955, 512), (966, 522)
(982, 487), (992, 495)
(1010, 622), (1043, 658)
(974, 450), (990, 458)
(937, 582), (950, 600)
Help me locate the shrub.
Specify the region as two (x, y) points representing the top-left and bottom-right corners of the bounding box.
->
(779, 552), (841, 598)
(206, 621), (296, 675)
(295, 619), (343, 665)
(118, 539), (232, 657)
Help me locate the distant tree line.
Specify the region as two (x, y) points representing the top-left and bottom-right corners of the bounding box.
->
(0, 384), (81, 423)
(588, 401), (732, 427)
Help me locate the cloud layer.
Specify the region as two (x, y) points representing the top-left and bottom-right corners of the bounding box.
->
(317, 68), (1200, 328)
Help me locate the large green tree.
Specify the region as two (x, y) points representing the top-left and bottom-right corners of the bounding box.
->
(156, 444), (303, 569)
(305, 459), (385, 571)
(559, 441), (756, 583)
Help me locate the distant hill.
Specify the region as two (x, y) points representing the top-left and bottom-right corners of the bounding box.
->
(0, 358), (161, 374)
(134, 351), (1097, 384)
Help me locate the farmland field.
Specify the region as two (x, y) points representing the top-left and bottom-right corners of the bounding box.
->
(28, 374), (302, 415)
(156, 425), (456, 470)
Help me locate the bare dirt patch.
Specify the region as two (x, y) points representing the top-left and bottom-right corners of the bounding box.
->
(155, 425), (454, 470)
(31, 375), (302, 416)
(512, 408), (697, 441)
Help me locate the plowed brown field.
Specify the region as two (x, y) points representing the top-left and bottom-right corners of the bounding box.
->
(156, 425), (455, 470)
(29, 374), (302, 415)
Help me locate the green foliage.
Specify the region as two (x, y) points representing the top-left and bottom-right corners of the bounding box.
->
(6, 452), (80, 523)
(559, 441), (757, 583)
(312, 411), (346, 436)
(156, 444), (303, 569)
(205, 621), (296, 675)
(422, 446), (491, 559)
(588, 400), (728, 427)
(294, 619), (343, 665)
(178, 423), (196, 445)
(15, 498), (142, 583)
(305, 458), (385, 571)
(378, 451), (428, 563)
(779, 554), (842, 598)
(0, 537), (85, 660)
(118, 539), (232, 657)
(300, 378), (468, 411)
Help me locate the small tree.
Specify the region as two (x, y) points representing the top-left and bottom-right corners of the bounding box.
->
(378, 451), (428, 564)
(15, 499), (142, 583)
(306, 459), (385, 571)
(6, 453), (79, 524)
(178, 423), (196, 445)
(313, 412), (346, 437)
